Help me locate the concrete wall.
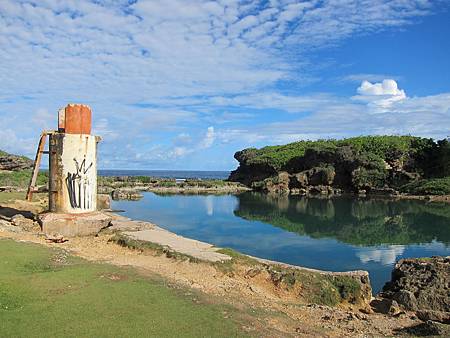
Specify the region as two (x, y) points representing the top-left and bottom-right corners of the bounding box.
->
(49, 133), (98, 213)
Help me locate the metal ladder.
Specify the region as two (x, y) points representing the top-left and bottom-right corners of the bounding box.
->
(26, 131), (50, 201)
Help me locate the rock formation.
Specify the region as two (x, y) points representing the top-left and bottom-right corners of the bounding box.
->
(379, 256), (450, 324)
(229, 136), (450, 196)
(0, 151), (33, 171)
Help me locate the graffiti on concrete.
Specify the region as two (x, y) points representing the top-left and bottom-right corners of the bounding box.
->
(66, 158), (93, 210)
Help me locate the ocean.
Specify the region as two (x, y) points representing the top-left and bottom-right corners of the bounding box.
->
(98, 169), (231, 180)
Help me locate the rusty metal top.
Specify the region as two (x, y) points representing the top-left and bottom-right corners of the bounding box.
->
(58, 104), (92, 135)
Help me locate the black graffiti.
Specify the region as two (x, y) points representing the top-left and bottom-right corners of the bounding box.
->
(66, 158), (93, 209)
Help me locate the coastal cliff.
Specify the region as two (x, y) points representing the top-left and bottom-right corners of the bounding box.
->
(229, 136), (450, 196)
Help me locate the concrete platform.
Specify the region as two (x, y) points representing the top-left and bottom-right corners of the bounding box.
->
(123, 228), (231, 262)
(38, 211), (111, 237)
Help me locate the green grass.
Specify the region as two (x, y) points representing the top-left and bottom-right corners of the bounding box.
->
(0, 192), (26, 203)
(0, 170), (48, 188)
(0, 239), (247, 338)
(400, 177), (450, 195)
(0, 191), (47, 203)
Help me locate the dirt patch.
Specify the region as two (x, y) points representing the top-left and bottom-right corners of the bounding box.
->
(0, 228), (426, 337)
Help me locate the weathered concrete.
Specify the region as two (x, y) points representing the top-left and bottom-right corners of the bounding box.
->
(49, 133), (99, 214)
(122, 226), (231, 262)
(38, 211), (111, 237)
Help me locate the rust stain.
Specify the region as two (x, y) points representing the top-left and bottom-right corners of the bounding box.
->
(63, 104), (92, 135)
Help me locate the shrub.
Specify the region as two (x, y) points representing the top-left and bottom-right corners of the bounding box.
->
(236, 135), (431, 170)
(0, 170), (48, 188)
(352, 167), (388, 189)
(400, 177), (450, 195)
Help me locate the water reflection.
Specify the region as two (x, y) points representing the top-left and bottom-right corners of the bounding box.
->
(235, 193), (450, 246)
(112, 192), (450, 292)
(205, 195), (214, 216)
(356, 245), (405, 265)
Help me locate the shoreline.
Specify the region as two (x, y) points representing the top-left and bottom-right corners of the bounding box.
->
(95, 174), (450, 202)
(0, 194), (448, 336)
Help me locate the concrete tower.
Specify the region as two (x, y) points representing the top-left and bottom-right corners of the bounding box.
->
(38, 104), (110, 237)
(49, 104), (99, 213)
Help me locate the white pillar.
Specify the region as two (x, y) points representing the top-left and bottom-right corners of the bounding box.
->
(49, 133), (98, 213)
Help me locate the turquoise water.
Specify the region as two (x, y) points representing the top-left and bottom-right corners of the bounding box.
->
(112, 192), (450, 293)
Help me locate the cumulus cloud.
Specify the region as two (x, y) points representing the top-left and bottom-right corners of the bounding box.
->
(353, 79), (407, 109)
(214, 83), (450, 145)
(0, 0), (446, 169)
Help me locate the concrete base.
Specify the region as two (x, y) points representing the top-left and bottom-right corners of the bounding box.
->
(38, 212), (111, 237)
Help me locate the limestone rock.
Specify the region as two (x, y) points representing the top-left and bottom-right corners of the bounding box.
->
(97, 194), (111, 210)
(11, 214), (39, 231)
(416, 310), (450, 324)
(107, 219), (154, 232)
(0, 219), (20, 232)
(0, 152), (33, 171)
(112, 189), (143, 200)
(380, 256), (450, 315)
(371, 298), (401, 315)
(261, 172), (290, 194)
(400, 320), (450, 337)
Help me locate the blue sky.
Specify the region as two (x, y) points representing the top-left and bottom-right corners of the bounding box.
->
(1, 0), (449, 170)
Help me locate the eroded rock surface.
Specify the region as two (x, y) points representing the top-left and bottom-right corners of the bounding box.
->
(0, 153), (33, 171)
(380, 256), (450, 323)
(112, 188), (143, 200)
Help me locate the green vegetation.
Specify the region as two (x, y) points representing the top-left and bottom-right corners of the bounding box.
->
(0, 191), (47, 203)
(400, 177), (450, 195)
(0, 170), (48, 188)
(214, 248), (364, 307)
(239, 135), (426, 170)
(214, 248), (260, 274)
(109, 233), (201, 263)
(289, 271), (362, 306)
(232, 136), (450, 194)
(235, 193), (450, 246)
(0, 239), (247, 338)
(98, 176), (236, 190)
(0, 192), (26, 203)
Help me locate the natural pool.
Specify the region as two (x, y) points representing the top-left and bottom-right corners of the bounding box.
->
(112, 192), (450, 293)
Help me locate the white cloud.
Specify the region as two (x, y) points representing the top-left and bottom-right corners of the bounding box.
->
(341, 73), (402, 83)
(200, 126), (215, 149)
(0, 0), (446, 169)
(353, 79), (407, 109)
(215, 83), (450, 144)
(357, 245), (405, 265)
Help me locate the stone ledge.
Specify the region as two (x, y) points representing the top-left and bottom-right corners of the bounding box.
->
(38, 211), (111, 237)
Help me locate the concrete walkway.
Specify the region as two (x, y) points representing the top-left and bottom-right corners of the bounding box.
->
(107, 213), (231, 262)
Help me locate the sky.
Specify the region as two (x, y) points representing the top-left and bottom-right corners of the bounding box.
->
(1, 0), (449, 171)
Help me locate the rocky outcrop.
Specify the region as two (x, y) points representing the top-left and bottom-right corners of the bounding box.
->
(0, 152), (33, 171)
(254, 171), (290, 194)
(228, 149), (277, 186)
(112, 188), (143, 200)
(379, 256), (449, 323)
(229, 139), (427, 196)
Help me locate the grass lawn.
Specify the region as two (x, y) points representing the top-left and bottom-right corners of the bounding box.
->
(0, 239), (247, 338)
(0, 192), (26, 203)
(0, 192), (46, 203)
